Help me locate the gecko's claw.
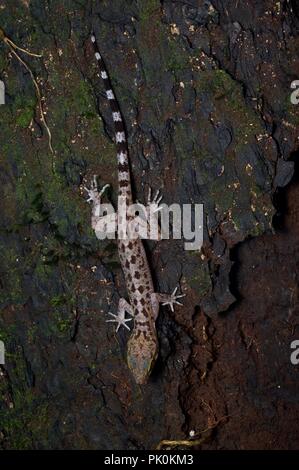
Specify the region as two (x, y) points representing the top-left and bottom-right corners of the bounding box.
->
(106, 311), (133, 333)
(90, 174), (97, 190)
(98, 183), (110, 197)
(162, 287), (186, 312)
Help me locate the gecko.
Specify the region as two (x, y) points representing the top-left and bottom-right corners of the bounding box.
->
(85, 34), (185, 385)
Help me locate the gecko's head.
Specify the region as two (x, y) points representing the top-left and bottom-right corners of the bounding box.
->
(127, 330), (158, 385)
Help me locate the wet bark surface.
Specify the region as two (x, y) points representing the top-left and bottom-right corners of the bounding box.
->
(0, 0), (298, 449)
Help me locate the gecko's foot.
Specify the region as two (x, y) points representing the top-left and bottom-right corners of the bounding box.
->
(147, 187), (163, 214)
(162, 287), (186, 312)
(84, 175), (110, 204)
(106, 311), (133, 333)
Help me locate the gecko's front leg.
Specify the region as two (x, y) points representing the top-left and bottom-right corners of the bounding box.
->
(106, 298), (133, 332)
(146, 187), (163, 241)
(84, 175), (116, 238)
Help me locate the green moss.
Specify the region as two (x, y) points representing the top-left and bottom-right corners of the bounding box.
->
(0, 333), (51, 449)
(15, 107), (34, 128)
(15, 180), (47, 225)
(48, 67), (61, 90)
(50, 294), (67, 307)
(1, 386), (50, 450)
(50, 294), (75, 307)
(186, 257), (212, 296)
(27, 324), (38, 343)
(0, 51), (8, 71)
(47, 72), (115, 166)
(0, 325), (17, 345)
(212, 185), (235, 214)
(230, 203), (272, 237)
(14, 95), (36, 129)
(138, 0), (160, 22)
(51, 309), (72, 334)
(196, 69), (263, 151)
(165, 36), (189, 75)
(43, 176), (84, 239)
(0, 247), (24, 305)
(68, 79), (94, 117)
(200, 69), (234, 97)
(50, 294), (75, 335)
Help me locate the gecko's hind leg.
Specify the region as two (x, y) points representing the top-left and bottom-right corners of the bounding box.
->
(151, 287), (186, 317)
(106, 298), (133, 332)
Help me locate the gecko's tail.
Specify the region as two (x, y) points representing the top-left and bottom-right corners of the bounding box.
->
(90, 34), (131, 195)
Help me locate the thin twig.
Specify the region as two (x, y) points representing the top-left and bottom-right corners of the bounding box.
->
(156, 414), (232, 450)
(4, 36), (42, 58)
(156, 435), (208, 450)
(8, 46), (54, 155)
(0, 27), (54, 157)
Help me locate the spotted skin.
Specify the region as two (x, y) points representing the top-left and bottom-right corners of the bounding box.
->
(89, 34), (184, 384)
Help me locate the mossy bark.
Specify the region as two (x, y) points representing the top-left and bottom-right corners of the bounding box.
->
(0, 0), (299, 449)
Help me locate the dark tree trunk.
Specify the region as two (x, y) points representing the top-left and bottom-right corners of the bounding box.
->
(0, 0), (298, 449)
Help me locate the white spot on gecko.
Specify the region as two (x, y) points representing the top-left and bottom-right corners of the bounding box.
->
(117, 151), (128, 164)
(101, 70), (108, 79)
(106, 89), (115, 100)
(116, 131), (126, 143)
(119, 171), (129, 181)
(91, 35), (96, 43)
(113, 111), (122, 122)
(95, 52), (101, 60)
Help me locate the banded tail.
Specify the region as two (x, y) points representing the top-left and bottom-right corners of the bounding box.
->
(90, 34), (132, 200)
